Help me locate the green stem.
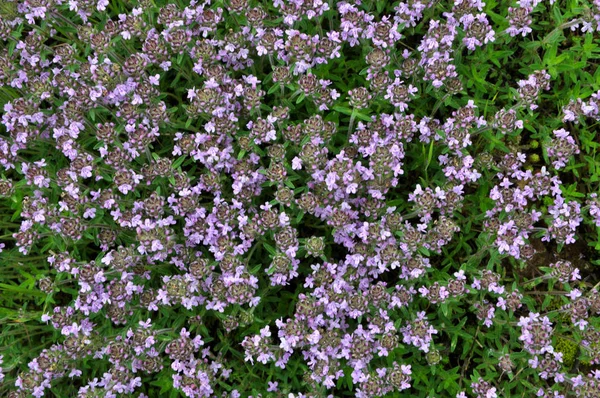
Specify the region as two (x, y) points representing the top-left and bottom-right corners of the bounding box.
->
(429, 93), (450, 118)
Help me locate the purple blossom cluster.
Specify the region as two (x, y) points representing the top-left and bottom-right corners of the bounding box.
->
(547, 128), (580, 170)
(518, 312), (554, 355)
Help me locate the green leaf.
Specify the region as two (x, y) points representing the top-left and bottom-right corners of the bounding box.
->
(263, 242), (277, 255)
(172, 155), (187, 169)
(440, 302), (449, 317)
(0, 283), (46, 297)
(451, 333), (459, 352)
(353, 109), (372, 122)
(332, 105), (353, 115)
(267, 82), (281, 95)
(552, 6), (563, 24)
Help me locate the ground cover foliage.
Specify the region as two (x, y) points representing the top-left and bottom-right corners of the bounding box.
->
(2, 0), (600, 397)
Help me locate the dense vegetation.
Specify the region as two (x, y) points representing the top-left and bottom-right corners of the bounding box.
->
(2, 0), (600, 397)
